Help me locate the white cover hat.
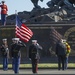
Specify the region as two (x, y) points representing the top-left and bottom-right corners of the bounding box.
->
(61, 39), (66, 42)
(32, 40), (37, 42)
(12, 38), (20, 41)
(2, 38), (7, 41)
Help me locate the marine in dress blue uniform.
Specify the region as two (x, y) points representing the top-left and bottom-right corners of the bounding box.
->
(0, 38), (9, 71)
(10, 38), (26, 74)
(29, 40), (42, 74)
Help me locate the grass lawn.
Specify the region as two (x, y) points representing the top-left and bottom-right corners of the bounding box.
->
(0, 63), (75, 68)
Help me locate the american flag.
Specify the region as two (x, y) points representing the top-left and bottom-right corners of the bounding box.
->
(50, 27), (62, 44)
(15, 15), (33, 42)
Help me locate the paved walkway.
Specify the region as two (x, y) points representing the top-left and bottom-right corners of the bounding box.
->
(0, 69), (75, 75)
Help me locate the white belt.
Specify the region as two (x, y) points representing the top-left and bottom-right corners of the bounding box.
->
(1, 9), (6, 11)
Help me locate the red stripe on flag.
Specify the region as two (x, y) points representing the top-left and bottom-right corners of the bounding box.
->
(15, 16), (33, 42)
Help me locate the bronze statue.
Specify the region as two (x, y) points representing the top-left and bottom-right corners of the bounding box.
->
(46, 0), (75, 22)
(31, 0), (43, 8)
(47, 0), (74, 10)
(47, 0), (60, 8)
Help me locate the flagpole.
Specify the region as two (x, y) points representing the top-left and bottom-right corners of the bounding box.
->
(15, 10), (17, 38)
(15, 10), (17, 15)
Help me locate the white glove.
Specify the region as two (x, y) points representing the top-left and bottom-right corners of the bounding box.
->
(6, 48), (9, 51)
(19, 41), (22, 43)
(37, 43), (39, 46)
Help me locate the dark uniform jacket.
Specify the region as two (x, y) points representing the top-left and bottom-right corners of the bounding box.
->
(0, 44), (9, 57)
(11, 42), (26, 58)
(29, 44), (42, 60)
(56, 41), (66, 56)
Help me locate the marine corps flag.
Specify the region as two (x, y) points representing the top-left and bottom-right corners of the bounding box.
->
(15, 15), (33, 42)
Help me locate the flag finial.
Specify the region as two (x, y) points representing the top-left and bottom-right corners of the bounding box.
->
(15, 10), (18, 15)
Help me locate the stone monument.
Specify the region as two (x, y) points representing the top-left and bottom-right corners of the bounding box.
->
(1, 0), (75, 58)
